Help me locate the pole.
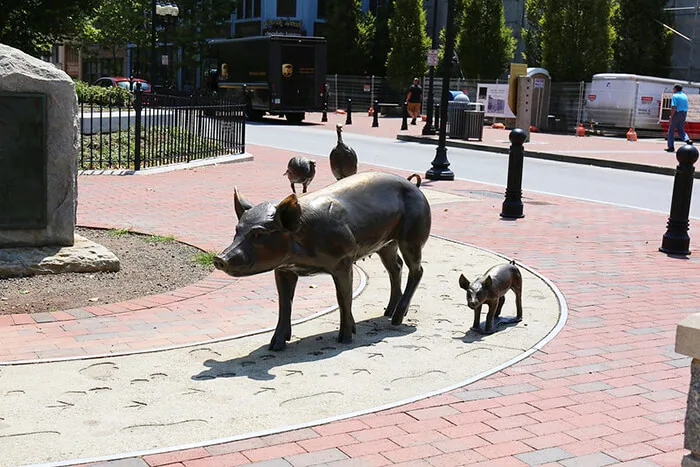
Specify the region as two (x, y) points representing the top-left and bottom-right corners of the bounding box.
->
(425, 0), (456, 181)
(151, 0), (157, 88)
(689, 0), (699, 82)
(422, 0), (439, 136)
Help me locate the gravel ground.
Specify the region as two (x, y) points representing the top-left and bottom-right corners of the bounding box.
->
(0, 227), (215, 315)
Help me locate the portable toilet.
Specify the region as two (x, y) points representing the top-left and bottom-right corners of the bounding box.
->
(527, 67), (551, 131)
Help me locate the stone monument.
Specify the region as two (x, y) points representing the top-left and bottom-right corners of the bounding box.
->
(0, 44), (118, 277)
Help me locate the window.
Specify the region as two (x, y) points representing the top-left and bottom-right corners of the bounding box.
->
(317, 0), (327, 19)
(277, 0), (296, 17)
(238, 0), (261, 19)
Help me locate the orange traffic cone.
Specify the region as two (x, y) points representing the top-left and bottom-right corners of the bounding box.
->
(575, 123), (586, 137)
(626, 127), (638, 141)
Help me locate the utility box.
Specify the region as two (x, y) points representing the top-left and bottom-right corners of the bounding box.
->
(528, 67), (551, 131)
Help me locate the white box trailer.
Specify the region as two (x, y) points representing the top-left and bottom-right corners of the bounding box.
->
(586, 73), (700, 131)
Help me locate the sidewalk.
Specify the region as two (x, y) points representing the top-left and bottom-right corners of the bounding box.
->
(303, 111), (694, 178)
(2, 118), (698, 467)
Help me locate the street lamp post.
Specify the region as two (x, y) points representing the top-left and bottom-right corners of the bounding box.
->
(425, 0), (456, 181)
(151, 2), (179, 91)
(421, 0), (440, 136)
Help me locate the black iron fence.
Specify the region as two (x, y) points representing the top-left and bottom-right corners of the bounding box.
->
(80, 91), (245, 171)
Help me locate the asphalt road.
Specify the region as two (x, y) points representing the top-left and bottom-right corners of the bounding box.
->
(246, 122), (700, 219)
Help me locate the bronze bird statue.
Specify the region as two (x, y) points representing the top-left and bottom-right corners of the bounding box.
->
(329, 124), (358, 180)
(284, 156), (316, 194)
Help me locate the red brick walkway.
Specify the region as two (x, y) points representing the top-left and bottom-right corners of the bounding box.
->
(7, 125), (699, 466)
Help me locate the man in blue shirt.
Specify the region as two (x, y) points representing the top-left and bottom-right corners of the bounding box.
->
(667, 84), (690, 152)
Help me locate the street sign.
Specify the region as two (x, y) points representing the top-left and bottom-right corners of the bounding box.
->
(427, 49), (439, 67)
(161, 55), (169, 66)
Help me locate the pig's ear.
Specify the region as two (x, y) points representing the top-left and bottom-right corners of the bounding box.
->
(483, 276), (493, 289)
(277, 193), (302, 232)
(233, 187), (254, 220)
(458, 274), (469, 290)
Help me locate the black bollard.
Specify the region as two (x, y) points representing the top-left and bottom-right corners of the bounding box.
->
(660, 142), (698, 255)
(321, 85), (328, 122)
(434, 104), (440, 130)
(500, 128), (527, 219)
(401, 101), (408, 131)
(372, 99), (379, 127)
(345, 98), (353, 125)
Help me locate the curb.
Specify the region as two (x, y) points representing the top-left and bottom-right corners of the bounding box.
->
(396, 134), (700, 179)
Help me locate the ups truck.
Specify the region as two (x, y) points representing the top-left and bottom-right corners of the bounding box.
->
(207, 35), (327, 123)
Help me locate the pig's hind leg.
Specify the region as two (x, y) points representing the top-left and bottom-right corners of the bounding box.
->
(332, 261), (357, 343)
(391, 242), (424, 326)
(378, 242), (403, 317)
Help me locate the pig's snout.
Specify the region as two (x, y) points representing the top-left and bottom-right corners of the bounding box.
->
(213, 255), (227, 271)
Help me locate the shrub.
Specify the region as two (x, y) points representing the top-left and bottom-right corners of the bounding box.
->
(74, 80), (134, 107)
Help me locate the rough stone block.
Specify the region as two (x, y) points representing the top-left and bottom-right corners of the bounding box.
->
(0, 43), (78, 247)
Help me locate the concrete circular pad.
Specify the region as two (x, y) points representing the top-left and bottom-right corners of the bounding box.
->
(0, 236), (564, 467)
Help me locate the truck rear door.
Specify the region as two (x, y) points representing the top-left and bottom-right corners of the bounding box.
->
(280, 44), (316, 109)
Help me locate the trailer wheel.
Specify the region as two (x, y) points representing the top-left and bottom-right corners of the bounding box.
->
(286, 112), (305, 124)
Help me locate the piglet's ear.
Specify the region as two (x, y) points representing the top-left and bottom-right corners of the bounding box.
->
(483, 276), (493, 288)
(458, 274), (470, 290)
(277, 193), (302, 232)
(233, 187), (254, 220)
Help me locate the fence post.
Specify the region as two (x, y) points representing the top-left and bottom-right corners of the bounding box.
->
(660, 142), (698, 255)
(346, 98), (352, 125)
(134, 83), (142, 171)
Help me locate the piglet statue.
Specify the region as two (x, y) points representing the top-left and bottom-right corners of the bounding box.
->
(214, 172), (431, 351)
(458, 260), (523, 335)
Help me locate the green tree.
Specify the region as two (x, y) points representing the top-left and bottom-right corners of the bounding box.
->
(541, 0), (615, 81)
(385, 0), (430, 90)
(325, 0), (364, 74)
(0, 0), (100, 57)
(173, 0), (238, 87)
(455, 0), (516, 80)
(612, 0), (672, 77)
(436, 0), (466, 78)
(74, 0), (149, 76)
(522, 0), (545, 67)
(367, 0), (393, 76)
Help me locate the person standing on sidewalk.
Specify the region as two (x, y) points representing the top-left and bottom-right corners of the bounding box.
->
(406, 77), (423, 125)
(666, 84), (690, 152)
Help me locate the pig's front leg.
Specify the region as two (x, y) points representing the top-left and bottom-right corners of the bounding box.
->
(470, 304), (482, 332)
(271, 269), (299, 351)
(331, 261), (356, 344)
(482, 301), (498, 335)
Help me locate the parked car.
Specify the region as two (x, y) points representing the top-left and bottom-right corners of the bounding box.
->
(92, 77), (153, 93)
(92, 77), (157, 106)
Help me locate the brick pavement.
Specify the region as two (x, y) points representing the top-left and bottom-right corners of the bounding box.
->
(5, 120), (700, 466)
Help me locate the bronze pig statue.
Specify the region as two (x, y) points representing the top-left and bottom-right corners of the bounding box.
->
(458, 260), (523, 335)
(214, 171), (432, 350)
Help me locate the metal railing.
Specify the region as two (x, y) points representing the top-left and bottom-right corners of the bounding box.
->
(323, 75), (670, 136)
(80, 91), (246, 171)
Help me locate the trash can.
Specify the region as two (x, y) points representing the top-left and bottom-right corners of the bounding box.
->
(448, 94), (471, 138)
(463, 103), (485, 141)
